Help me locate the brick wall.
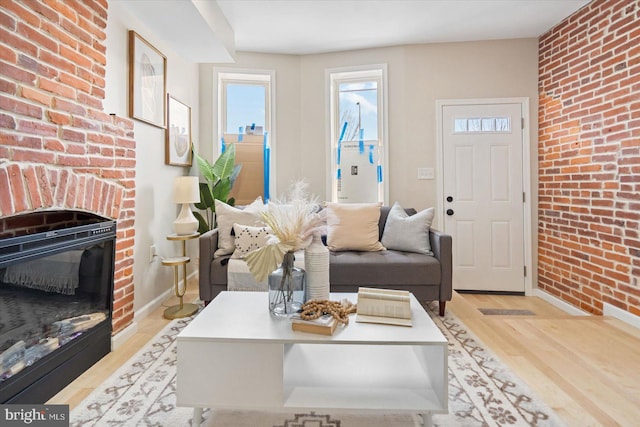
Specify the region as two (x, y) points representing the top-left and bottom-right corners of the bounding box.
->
(0, 0), (136, 333)
(538, 0), (640, 316)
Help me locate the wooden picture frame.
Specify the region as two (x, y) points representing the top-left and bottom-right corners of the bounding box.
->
(166, 94), (192, 166)
(128, 30), (166, 128)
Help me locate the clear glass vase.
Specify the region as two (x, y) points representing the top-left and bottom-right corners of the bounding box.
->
(268, 251), (305, 318)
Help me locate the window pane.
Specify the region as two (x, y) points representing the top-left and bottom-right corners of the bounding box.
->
(225, 84), (265, 133)
(468, 118), (482, 132)
(454, 118), (467, 133)
(338, 81), (378, 141)
(481, 118), (495, 132)
(496, 117), (511, 132)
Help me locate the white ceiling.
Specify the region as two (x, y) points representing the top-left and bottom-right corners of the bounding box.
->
(121, 0), (591, 62)
(216, 0), (591, 55)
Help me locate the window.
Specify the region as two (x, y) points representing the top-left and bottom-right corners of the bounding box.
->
(453, 116), (512, 134)
(218, 71), (273, 203)
(328, 66), (387, 203)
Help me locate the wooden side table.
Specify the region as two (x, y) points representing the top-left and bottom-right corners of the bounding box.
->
(163, 232), (200, 319)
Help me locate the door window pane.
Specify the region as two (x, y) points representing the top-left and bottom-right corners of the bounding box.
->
(454, 118), (468, 133)
(481, 118), (495, 132)
(453, 116), (512, 133)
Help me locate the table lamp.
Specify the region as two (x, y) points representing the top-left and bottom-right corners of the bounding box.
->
(173, 176), (200, 235)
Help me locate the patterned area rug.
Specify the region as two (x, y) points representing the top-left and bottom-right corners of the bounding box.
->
(70, 302), (566, 427)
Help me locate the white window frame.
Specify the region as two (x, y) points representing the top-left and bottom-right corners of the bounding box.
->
(216, 69), (275, 199)
(326, 64), (388, 203)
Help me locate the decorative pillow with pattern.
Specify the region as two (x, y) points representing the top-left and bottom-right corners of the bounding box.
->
(213, 197), (265, 257)
(231, 224), (272, 259)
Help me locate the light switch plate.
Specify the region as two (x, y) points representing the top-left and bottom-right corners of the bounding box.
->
(418, 167), (434, 180)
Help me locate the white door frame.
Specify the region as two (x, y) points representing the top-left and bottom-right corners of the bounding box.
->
(436, 98), (533, 295)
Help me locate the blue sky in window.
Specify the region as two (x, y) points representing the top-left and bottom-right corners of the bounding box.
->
(225, 81), (379, 142)
(339, 81), (378, 141)
(226, 84), (265, 133)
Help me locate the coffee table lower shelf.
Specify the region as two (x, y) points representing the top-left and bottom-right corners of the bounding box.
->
(283, 343), (445, 412)
(178, 341), (446, 426)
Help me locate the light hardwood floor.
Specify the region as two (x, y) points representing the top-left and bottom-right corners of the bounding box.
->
(49, 288), (640, 426)
(448, 292), (640, 427)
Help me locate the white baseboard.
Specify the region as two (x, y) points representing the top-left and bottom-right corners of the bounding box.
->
(111, 290), (169, 351)
(134, 288), (174, 322)
(603, 302), (640, 330)
(111, 271), (198, 350)
(533, 289), (590, 316)
(111, 321), (137, 350)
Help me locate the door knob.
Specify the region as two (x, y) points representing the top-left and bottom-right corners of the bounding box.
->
(446, 196), (453, 202)
(446, 209), (454, 216)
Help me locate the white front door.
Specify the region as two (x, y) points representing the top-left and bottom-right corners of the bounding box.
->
(441, 102), (525, 292)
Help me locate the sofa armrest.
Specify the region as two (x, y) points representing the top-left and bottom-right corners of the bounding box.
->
(199, 229), (219, 302)
(429, 228), (453, 302)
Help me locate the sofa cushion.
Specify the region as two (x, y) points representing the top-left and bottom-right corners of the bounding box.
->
(210, 255), (231, 285)
(325, 202), (385, 252)
(381, 202), (434, 255)
(328, 250), (441, 286)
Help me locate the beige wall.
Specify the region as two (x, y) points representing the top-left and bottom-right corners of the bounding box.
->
(103, 30), (539, 314)
(203, 38), (539, 286)
(207, 39), (538, 212)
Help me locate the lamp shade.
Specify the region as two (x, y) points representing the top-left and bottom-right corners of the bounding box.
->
(172, 176), (200, 204)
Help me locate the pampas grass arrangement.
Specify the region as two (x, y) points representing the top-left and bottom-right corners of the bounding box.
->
(244, 181), (326, 282)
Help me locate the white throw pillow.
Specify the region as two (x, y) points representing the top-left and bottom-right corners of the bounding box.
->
(325, 202), (385, 252)
(231, 223), (272, 259)
(214, 197), (265, 257)
(381, 202), (434, 255)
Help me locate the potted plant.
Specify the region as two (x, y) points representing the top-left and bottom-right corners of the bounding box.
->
(192, 144), (242, 233)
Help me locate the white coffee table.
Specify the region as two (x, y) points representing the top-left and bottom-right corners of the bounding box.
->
(176, 291), (448, 426)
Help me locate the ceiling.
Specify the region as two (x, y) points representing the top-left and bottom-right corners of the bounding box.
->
(122, 0), (591, 62)
(216, 0), (591, 55)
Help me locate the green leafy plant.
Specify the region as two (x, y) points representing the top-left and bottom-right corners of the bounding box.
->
(193, 143), (242, 233)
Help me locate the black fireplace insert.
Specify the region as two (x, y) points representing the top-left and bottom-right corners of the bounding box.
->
(0, 218), (116, 403)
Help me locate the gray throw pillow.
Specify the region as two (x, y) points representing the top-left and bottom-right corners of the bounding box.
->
(381, 202), (434, 255)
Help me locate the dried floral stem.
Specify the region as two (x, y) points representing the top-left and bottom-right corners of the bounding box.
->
(273, 251), (296, 314)
(244, 180), (326, 283)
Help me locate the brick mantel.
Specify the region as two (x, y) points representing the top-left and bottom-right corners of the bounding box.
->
(0, 0), (136, 333)
(0, 162), (125, 219)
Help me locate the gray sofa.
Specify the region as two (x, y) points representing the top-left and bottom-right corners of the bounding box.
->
(198, 206), (453, 315)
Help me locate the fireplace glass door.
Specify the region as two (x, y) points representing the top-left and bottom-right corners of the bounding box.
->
(0, 219), (115, 402)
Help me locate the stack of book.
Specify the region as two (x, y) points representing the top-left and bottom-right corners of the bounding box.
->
(356, 287), (412, 326)
(290, 313), (338, 336)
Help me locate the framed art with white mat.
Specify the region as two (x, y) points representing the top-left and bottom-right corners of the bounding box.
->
(166, 94), (192, 166)
(128, 30), (166, 128)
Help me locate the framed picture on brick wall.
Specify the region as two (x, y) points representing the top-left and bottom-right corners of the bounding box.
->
(128, 30), (166, 128)
(166, 94), (192, 166)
